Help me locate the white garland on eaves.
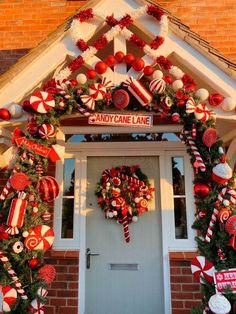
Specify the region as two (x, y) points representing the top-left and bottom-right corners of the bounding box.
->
(55, 5), (169, 81)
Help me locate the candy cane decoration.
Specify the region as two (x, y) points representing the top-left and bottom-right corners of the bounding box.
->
(122, 216), (130, 243)
(181, 129), (206, 172)
(0, 251), (28, 299)
(205, 188), (236, 243)
(0, 168), (17, 200)
(119, 173), (145, 186)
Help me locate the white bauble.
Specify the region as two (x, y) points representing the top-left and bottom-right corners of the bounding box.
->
(152, 70), (163, 79)
(223, 200), (230, 207)
(113, 211), (118, 217)
(8, 103), (23, 119)
(221, 97), (236, 111)
(132, 216), (138, 222)
(76, 73), (87, 85)
(108, 212), (114, 218)
(195, 88), (209, 101)
(22, 231), (29, 238)
(172, 80), (183, 91)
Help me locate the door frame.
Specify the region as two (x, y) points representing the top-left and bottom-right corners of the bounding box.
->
(65, 140), (189, 314)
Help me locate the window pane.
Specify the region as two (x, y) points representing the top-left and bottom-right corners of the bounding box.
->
(63, 159), (75, 196)
(61, 198), (74, 238)
(172, 157), (185, 195)
(66, 132), (181, 142)
(174, 198), (187, 239)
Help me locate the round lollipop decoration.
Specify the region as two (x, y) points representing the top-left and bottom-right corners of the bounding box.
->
(24, 225), (55, 251)
(191, 255), (215, 284)
(30, 91), (55, 114)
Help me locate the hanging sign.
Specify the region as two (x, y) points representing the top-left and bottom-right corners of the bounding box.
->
(15, 138), (64, 162)
(214, 269), (236, 293)
(88, 113), (153, 128)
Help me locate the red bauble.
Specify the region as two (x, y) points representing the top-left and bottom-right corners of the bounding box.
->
(143, 65), (154, 76)
(0, 108), (11, 121)
(28, 258), (40, 268)
(27, 118), (38, 135)
(208, 93), (223, 107)
(69, 79), (78, 87)
(112, 89), (130, 109)
(86, 69), (96, 79)
(95, 61), (108, 74)
(163, 75), (173, 84)
(37, 176), (59, 202)
(132, 58), (145, 71)
(194, 183), (210, 197)
(202, 128), (218, 148)
(115, 51), (125, 63)
(22, 100), (32, 112)
(124, 53), (135, 65)
(172, 112), (180, 122)
(0, 225), (9, 240)
(105, 55), (116, 67)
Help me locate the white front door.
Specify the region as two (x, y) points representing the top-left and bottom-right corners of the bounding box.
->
(85, 156), (164, 314)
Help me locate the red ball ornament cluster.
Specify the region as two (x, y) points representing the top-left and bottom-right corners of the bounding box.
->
(87, 52), (155, 78)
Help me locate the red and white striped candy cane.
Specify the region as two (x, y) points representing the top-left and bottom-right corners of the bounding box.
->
(0, 251), (28, 300)
(122, 216), (130, 243)
(182, 130), (206, 172)
(119, 173), (145, 186)
(205, 188), (236, 243)
(0, 168), (17, 200)
(77, 104), (91, 117)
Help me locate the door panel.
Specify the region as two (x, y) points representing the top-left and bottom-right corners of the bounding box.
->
(85, 156), (164, 314)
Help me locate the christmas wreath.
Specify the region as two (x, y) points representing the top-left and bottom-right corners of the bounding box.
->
(0, 3), (235, 314)
(95, 165), (154, 243)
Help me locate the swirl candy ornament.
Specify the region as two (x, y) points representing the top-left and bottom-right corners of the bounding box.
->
(217, 208), (231, 223)
(24, 225), (54, 251)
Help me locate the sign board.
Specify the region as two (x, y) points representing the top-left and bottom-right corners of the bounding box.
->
(214, 269), (236, 293)
(88, 113), (153, 128)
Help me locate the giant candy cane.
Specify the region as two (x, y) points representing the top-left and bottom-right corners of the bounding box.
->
(180, 129), (206, 172)
(205, 188), (236, 243)
(0, 251), (28, 299)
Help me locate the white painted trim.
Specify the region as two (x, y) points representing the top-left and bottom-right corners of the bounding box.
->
(55, 140), (194, 314)
(61, 124), (182, 134)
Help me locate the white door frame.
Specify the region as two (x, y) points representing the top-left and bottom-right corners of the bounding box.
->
(66, 141), (188, 314)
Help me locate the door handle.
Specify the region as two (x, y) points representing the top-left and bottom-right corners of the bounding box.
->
(86, 248), (100, 269)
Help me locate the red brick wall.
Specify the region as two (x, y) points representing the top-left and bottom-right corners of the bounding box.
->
(45, 251), (79, 314)
(0, 0), (235, 76)
(170, 252), (201, 314)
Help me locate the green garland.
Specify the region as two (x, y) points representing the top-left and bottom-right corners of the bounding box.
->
(0, 73), (235, 313)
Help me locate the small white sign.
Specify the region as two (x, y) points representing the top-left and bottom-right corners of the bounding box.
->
(88, 113), (153, 128)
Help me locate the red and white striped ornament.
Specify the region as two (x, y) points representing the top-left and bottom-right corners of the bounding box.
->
(124, 77), (152, 107)
(1, 285), (17, 312)
(24, 225), (54, 251)
(122, 215), (130, 243)
(6, 192), (27, 235)
(149, 78), (166, 94)
(205, 188), (236, 243)
(186, 98), (215, 122)
(0, 251), (28, 300)
(38, 124), (56, 140)
(118, 173), (145, 187)
(77, 103), (91, 116)
(191, 255), (215, 284)
(37, 176), (59, 202)
(29, 299), (45, 314)
(30, 91), (55, 114)
(89, 83), (106, 101)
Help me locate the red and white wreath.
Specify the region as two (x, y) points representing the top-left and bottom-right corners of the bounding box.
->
(95, 165), (154, 243)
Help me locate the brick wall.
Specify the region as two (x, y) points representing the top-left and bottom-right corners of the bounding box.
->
(0, 0), (235, 75)
(45, 251), (79, 314)
(169, 252), (201, 314)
